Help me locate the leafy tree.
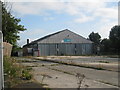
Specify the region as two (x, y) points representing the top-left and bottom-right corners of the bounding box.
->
(109, 25), (120, 53)
(101, 38), (111, 53)
(1, 2), (26, 54)
(88, 32), (101, 54)
(88, 32), (101, 45)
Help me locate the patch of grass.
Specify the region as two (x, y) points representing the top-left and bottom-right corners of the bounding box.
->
(106, 55), (119, 58)
(16, 59), (27, 62)
(21, 69), (32, 80)
(24, 56), (33, 58)
(33, 58), (110, 71)
(17, 60), (37, 63)
(63, 71), (73, 75)
(48, 68), (74, 75)
(4, 56), (32, 88)
(26, 67), (32, 71)
(42, 64), (45, 66)
(99, 61), (109, 63)
(50, 64), (59, 66)
(26, 65), (38, 67)
(58, 61), (106, 71)
(78, 64), (105, 70)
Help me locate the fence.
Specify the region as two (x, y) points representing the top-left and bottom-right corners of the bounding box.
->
(3, 42), (13, 57)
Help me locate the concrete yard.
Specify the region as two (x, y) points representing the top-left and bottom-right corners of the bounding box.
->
(16, 56), (119, 88)
(35, 56), (119, 71)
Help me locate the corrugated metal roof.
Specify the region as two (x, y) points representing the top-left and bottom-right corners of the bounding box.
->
(23, 29), (93, 47)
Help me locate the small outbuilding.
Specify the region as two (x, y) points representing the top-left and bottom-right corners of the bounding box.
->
(23, 29), (93, 56)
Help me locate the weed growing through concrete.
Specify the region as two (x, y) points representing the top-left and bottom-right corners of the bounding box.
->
(76, 73), (85, 90)
(84, 84), (89, 90)
(41, 74), (52, 84)
(99, 61), (109, 63)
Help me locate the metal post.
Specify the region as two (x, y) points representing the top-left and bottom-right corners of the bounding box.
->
(0, 1), (4, 89)
(0, 31), (4, 90)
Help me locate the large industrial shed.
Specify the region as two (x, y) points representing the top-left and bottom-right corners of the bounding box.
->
(23, 29), (93, 56)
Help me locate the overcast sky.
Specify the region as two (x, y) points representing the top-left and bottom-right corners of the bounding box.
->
(5, 0), (118, 47)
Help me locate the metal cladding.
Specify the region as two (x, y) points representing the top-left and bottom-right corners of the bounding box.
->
(37, 29), (93, 44)
(23, 29), (93, 56)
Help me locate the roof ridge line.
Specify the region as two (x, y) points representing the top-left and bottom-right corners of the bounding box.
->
(23, 29), (70, 47)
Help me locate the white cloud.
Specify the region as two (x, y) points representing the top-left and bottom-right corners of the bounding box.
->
(11, 1), (117, 24)
(25, 29), (48, 36)
(43, 17), (55, 21)
(94, 7), (118, 19)
(97, 21), (117, 39)
(18, 28), (49, 46)
(74, 15), (94, 23)
(12, 2), (66, 16)
(17, 40), (26, 47)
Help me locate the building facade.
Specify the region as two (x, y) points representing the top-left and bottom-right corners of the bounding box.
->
(23, 29), (93, 56)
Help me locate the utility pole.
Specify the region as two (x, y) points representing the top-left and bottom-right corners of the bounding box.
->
(0, 1), (4, 90)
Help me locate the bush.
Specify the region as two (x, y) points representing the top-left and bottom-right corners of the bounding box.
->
(21, 70), (32, 80)
(4, 56), (32, 88)
(4, 57), (21, 78)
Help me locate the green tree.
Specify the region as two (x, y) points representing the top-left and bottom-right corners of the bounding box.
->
(88, 32), (101, 54)
(88, 32), (101, 45)
(1, 2), (26, 54)
(101, 38), (111, 53)
(109, 25), (120, 53)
